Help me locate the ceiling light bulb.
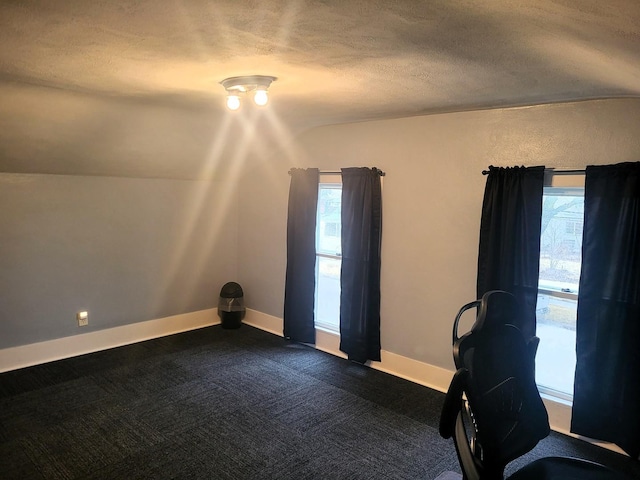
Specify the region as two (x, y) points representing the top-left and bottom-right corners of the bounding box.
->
(254, 89), (268, 106)
(226, 95), (240, 111)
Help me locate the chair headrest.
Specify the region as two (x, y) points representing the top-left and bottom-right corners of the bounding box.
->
(473, 290), (520, 332)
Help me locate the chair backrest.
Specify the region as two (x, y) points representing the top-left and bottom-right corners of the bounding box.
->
(453, 291), (551, 476)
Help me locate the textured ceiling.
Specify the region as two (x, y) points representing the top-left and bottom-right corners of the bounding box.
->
(1, 0), (640, 177)
(3, 0), (640, 123)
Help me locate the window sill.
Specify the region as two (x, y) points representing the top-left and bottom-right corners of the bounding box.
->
(315, 324), (339, 336)
(540, 390), (572, 407)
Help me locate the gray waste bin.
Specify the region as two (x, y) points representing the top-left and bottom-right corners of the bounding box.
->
(218, 282), (245, 329)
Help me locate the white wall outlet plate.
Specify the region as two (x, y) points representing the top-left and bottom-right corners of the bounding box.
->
(77, 311), (89, 327)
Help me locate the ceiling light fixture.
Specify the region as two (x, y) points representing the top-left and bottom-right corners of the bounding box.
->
(220, 75), (277, 110)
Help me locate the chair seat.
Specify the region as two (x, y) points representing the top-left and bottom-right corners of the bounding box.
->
(509, 456), (632, 480)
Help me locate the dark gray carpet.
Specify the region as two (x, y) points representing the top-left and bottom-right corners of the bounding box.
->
(1, 325), (638, 479)
(434, 472), (462, 480)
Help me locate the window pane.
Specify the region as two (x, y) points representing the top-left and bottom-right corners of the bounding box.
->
(539, 194), (584, 293)
(536, 190), (584, 398)
(315, 183), (342, 332)
(317, 186), (342, 255)
(535, 293), (577, 395)
(315, 256), (341, 331)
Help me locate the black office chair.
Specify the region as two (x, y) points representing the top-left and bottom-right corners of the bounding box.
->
(439, 290), (632, 480)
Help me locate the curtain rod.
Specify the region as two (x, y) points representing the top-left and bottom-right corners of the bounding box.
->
(482, 168), (585, 175)
(288, 169), (386, 176)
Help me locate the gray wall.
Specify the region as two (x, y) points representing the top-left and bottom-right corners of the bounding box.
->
(0, 82), (246, 351)
(0, 83), (238, 181)
(3, 94), (639, 368)
(237, 98), (640, 371)
(0, 173), (237, 349)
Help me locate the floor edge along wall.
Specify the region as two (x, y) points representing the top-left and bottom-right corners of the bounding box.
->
(0, 307), (624, 456)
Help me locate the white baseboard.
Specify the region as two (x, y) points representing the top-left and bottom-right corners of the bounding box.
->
(0, 308), (219, 373)
(541, 395), (626, 455)
(243, 308), (283, 337)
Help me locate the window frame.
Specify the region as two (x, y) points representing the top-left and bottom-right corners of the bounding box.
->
(536, 173), (584, 402)
(314, 176), (342, 333)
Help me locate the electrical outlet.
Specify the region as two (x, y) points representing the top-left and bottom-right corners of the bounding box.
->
(77, 311), (88, 327)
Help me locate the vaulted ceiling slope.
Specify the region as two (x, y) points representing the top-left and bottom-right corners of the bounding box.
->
(1, 1), (639, 178)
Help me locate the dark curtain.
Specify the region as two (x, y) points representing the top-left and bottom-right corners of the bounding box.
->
(571, 162), (640, 458)
(339, 167), (383, 363)
(283, 168), (319, 344)
(476, 165), (545, 340)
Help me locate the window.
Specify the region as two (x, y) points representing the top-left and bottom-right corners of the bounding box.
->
(314, 181), (342, 332)
(535, 180), (584, 400)
(565, 220), (583, 236)
(324, 222), (340, 237)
